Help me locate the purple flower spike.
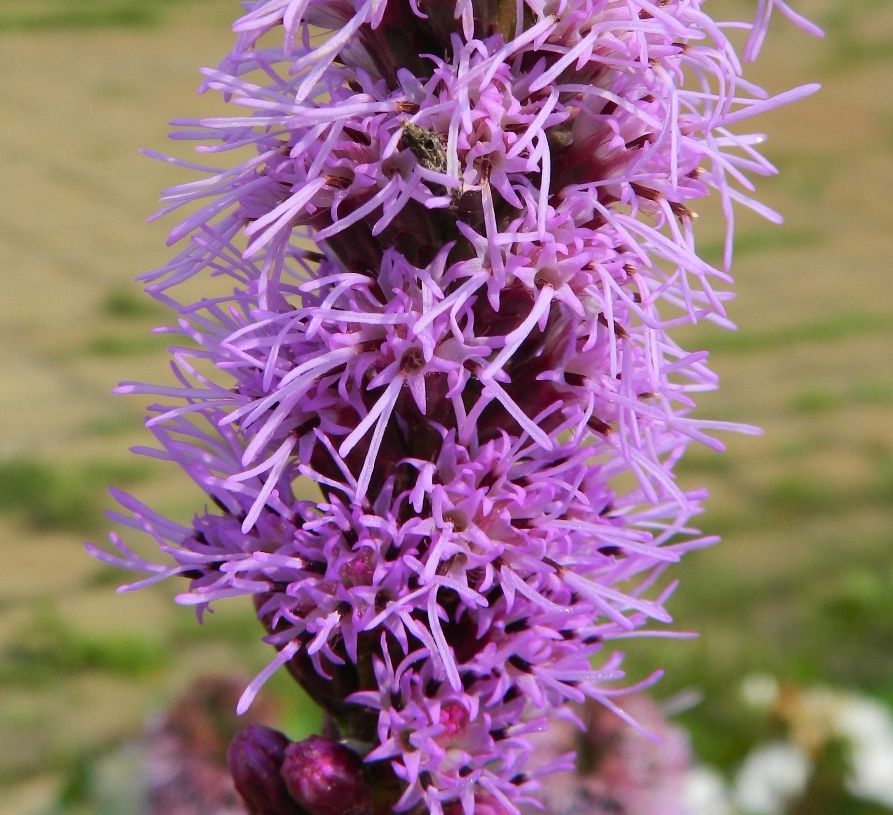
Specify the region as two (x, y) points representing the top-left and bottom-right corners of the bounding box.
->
(282, 736), (373, 815)
(92, 0), (819, 813)
(227, 724), (307, 815)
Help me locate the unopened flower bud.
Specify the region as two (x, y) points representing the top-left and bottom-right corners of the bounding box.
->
(227, 724), (306, 815)
(281, 736), (373, 815)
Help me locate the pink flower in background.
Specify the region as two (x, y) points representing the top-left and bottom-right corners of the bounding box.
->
(528, 694), (692, 815)
(143, 677), (274, 815)
(90, 0), (819, 813)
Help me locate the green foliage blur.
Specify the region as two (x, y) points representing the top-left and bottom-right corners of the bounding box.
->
(0, 0), (198, 31)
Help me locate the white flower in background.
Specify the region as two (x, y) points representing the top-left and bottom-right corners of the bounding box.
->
(835, 696), (893, 808)
(737, 674), (893, 811)
(739, 674), (779, 710)
(732, 742), (811, 815)
(685, 766), (733, 815)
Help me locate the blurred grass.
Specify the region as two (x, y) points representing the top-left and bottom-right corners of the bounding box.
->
(0, 458), (151, 532)
(0, 0), (198, 31)
(83, 287), (193, 356)
(1, 611), (169, 686)
(699, 227), (821, 267)
(818, 0), (893, 75)
(696, 311), (893, 354)
(100, 288), (167, 320)
(81, 333), (175, 357)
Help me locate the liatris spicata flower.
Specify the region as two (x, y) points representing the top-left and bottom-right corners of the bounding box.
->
(88, 1), (820, 813)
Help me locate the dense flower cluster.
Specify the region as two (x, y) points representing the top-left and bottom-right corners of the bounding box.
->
(90, 1), (819, 813)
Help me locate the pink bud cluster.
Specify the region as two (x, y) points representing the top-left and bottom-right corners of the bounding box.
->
(228, 727), (373, 815)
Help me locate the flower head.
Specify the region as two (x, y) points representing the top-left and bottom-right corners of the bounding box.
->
(91, 0), (819, 813)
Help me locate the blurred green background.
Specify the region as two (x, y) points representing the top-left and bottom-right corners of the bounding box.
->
(0, 0), (890, 812)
